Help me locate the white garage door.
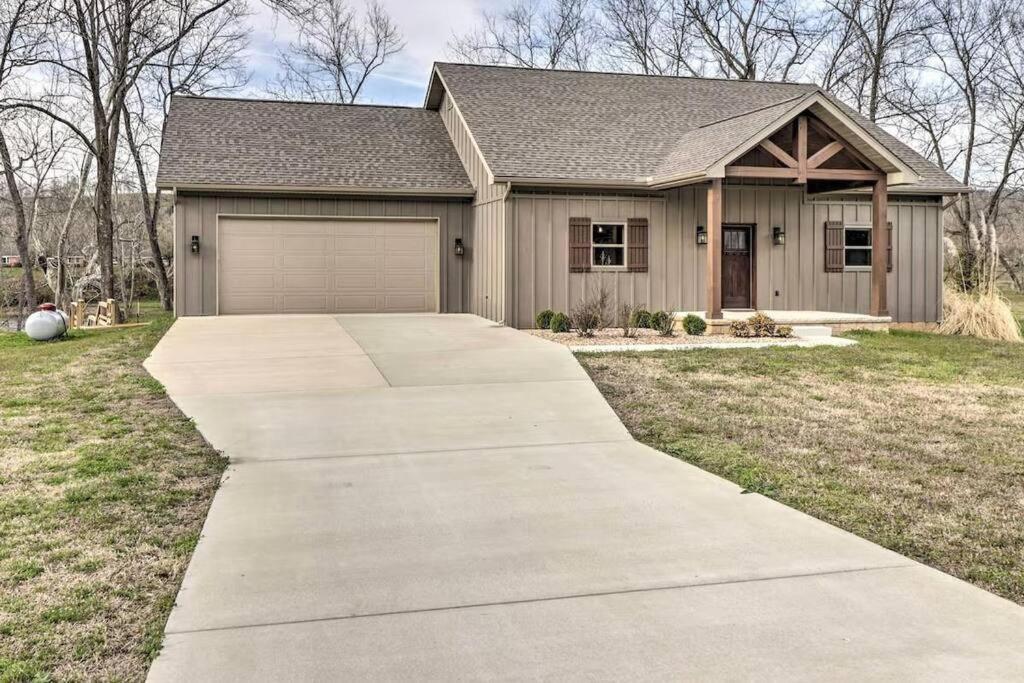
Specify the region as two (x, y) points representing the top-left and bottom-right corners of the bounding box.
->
(218, 217), (439, 314)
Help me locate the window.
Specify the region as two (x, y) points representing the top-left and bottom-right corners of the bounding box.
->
(592, 221), (626, 267)
(844, 225), (872, 269)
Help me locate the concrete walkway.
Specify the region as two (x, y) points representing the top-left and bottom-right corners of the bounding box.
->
(145, 314), (1024, 681)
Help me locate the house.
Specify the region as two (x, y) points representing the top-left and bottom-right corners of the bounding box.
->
(156, 63), (966, 328)
(0, 255), (22, 267)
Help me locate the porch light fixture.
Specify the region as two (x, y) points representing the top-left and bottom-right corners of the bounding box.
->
(190, 235), (200, 254)
(696, 225), (708, 245)
(772, 226), (786, 246)
(454, 238), (465, 256)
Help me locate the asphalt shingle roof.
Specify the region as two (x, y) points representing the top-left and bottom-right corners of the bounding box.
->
(156, 96), (473, 193)
(433, 63), (966, 194)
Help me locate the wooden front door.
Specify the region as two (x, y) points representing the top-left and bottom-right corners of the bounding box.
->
(722, 224), (753, 309)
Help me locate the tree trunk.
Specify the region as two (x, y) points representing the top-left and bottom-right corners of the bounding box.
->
(94, 153), (116, 302)
(123, 112), (172, 310)
(0, 127), (37, 313)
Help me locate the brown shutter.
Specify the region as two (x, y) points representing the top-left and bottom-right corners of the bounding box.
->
(627, 217), (649, 272)
(887, 221), (893, 272)
(569, 217), (592, 272)
(824, 220), (844, 272)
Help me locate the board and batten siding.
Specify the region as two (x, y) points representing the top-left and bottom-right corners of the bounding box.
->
(506, 185), (943, 328)
(173, 192), (471, 316)
(437, 88), (509, 323)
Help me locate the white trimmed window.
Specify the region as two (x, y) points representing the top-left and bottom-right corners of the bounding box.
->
(844, 225), (872, 270)
(592, 221), (627, 268)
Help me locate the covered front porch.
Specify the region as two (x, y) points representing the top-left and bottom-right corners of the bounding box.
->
(700, 111), (896, 322)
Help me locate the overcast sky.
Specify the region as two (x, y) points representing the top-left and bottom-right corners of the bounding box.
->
(245, 0), (494, 106)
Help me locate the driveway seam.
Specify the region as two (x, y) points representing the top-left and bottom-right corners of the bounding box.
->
(165, 563), (918, 636)
(224, 437), (637, 465)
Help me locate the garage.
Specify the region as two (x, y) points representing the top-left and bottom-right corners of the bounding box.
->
(217, 217), (439, 314)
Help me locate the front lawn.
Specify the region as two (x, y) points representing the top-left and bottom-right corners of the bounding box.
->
(0, 305), (225, 680)
(579, 331), (1024, 605)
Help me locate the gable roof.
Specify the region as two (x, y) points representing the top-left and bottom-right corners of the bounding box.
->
(156, 96), (473, 195)
(428, 63), (966, 194)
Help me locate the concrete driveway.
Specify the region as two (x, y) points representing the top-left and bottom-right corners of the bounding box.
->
(145, 314), (1024, 681)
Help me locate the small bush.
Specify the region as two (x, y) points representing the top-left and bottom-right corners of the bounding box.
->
(650, 310), (675, 336)
(776, 325), (793, 338)
(630, 308), (652, 329)
(549, 312), (570, 333)
(569, 286), (612, 337)
(618, 302), (642, 338)
(749, 312), (778, 337)
(682, 314), (706, 336)
(535, 309), (555, 330)
(730, 320), (754, 337)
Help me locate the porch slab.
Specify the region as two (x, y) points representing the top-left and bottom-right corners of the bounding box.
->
(680, 310), (892, 335)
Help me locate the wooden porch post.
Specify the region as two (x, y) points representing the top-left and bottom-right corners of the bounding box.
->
(871, 177), (889, 317)
(706, 178), (723, 319)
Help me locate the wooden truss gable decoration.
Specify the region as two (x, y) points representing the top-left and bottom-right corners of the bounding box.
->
(724, 115), (884, 184)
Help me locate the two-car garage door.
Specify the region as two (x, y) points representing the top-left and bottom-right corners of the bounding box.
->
(217, 217), (439, 314)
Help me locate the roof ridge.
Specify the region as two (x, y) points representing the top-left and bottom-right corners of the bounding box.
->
(172, 94), (425, 111)
(433, 61), (819, 89)
(689, 92), (816, 132)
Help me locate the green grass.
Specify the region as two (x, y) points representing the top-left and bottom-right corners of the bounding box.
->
(579, 330), (1024, 605)
(0, 301), (226, 681)
(1006, 289), (1024, 331)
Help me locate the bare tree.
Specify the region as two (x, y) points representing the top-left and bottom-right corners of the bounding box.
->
(0, 0), (47, 314)
(16, 0), (243, 310)
(272, 0), (403, 103)
(819, 0), (928, 122)
(451, 0), (600, 69)
(600, 0), (674, 74)
(673, 0), (825, 81)
(122, 2), (248, 310)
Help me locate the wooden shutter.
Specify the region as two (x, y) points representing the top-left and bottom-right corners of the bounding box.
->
(824, 220), (844, 272)
(887, 221), (893, 272)
(627, 217), (649, 272)
(569, 217), (592, 272)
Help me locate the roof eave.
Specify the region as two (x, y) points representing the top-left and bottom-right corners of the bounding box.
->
(157, 181), (475, 198)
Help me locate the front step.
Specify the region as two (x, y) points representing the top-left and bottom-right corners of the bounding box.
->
(791, 325), (833, 338)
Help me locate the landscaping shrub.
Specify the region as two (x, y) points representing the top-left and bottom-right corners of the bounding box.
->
(630, 308), (652, 329)
(650, 310), (675, 336)
(549, 312), (570, 333)
(569, 286), (611, 337)
(535, 309), (555, 330)
(618, 302), (642, 338)
(682, 314), (706, 336)
(731, 313), (791, 338)
(730, 319), (754, 337)
(749, 311), (778, 337)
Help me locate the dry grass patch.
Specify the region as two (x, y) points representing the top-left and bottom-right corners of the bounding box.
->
(0, 304), (225, 681)
(579, 330), (1024, 605)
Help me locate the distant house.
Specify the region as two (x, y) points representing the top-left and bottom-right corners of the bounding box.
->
(1, 255), (22, 267)
(157, 63), (965, 326)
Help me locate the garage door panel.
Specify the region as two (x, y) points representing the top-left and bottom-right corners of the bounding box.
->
(219, 218), (437, 315)
(281, 272), (330, 290)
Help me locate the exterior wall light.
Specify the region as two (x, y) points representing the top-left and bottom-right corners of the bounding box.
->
(696, 225), (708, 245)
(772, 226), (786, 246)
(190, 235), (201, 254)
(454, 238), (465, 256)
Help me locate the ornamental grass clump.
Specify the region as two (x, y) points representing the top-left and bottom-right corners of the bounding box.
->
(938, 286), (1021, 343)
(939, 213), (1022, 342)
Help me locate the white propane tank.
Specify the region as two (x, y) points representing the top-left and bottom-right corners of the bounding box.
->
(25, 309), (69, 341)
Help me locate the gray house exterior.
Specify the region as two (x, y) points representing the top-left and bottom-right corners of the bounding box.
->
(157, 63), (965, 327)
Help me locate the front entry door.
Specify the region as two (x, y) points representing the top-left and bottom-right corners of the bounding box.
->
(722, 224), (753, 309)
